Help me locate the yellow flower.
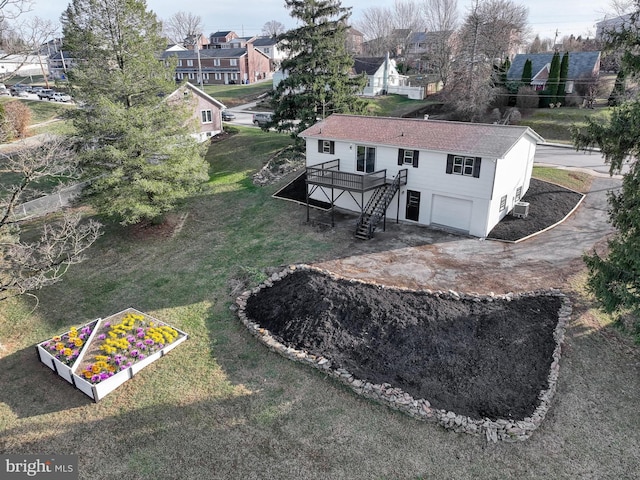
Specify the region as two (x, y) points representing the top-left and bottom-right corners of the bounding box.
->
(107, 365), (116, 373)
(91, 364), (101, 373)
(63, 348), (73, 357)
(95, 355), (109, 362)
(52, 336), (61, 342)
(83, 371), (92, 379)
(55, 342), (65, 351)
(74, 338), (84, 347)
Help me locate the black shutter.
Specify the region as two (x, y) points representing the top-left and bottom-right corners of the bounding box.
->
(412, 150), (419, 168)
(329, 141), (335, 155)
(318, 140), (322, 153)
(473, 157), (482, 178)
(397, 149), (404, 165)
(446, 155), (453, 174)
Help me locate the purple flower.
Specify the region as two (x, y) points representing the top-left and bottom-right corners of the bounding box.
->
(144, 339), (154, 345)
(98, 334), (106, 340)
(81, 327), (91, 335)
(126, 362), (132, 368)
(99, 372), (110, 380)
(91, 374), (100, 383)
(42, 341), (50, 348)
(79, 333), (86, 340)
(136, 341), (144, 349)
(104, 322), (110, 328)
(130, 349), (139, 358)
(138, 353), (146, 360)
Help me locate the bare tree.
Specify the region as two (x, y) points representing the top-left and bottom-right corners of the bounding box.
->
(355, 5), (394, 55)
(262, 20), (286, 37)
(391, 0), (425, 56)
(162, 11), (203, 45)
(0, 136), (102, 301)
(0, 0), (32, 23)
(421, 0), (458, 86)
(449, 0), (529, 121)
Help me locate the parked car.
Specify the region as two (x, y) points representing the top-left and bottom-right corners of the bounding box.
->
(0, 88), (11, 97)
(30, 86), (45, 94)
(37, 89), (54, 100)
(10, 84), (30, 95)
(51, 92), (72, 102)
(252, 112), (273, 126)
(221, 110), (236, 121)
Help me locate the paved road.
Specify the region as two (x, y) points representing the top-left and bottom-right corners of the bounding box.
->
(536, 143), (631, 177)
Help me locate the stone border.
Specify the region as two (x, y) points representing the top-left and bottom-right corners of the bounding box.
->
(235, 264), (570, 442)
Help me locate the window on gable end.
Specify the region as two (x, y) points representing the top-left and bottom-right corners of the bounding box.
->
(318, 140), (334, 154)
(201, 110), (212, 123)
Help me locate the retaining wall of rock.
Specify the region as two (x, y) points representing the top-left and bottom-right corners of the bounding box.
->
(234, 264), (571, 442)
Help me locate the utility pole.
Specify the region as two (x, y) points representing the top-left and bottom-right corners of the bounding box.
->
(195, 34), (204, 89)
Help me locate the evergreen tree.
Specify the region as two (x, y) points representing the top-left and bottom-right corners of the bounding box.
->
(608, 69), (627, 106)
(270, 0), (367, 141)
(545, 51), (561, 103)
(572, 3), (640, 325)
(557, 52), (569, 103)
(521, 58), (532, 85)
(62, 0), (209, 226)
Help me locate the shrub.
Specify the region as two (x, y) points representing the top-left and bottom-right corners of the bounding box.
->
(4, 101), (32, 139)
(564, 92), (582, 107)
(516, 86), (540, 110)
(509, 109), (522, 124)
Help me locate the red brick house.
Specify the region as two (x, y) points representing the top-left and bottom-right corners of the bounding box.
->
(163, 42), (271, 85)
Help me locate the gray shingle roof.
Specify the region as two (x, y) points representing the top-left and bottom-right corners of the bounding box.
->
(507, 51), (601, 82)
(162, 48), (246, 60)
(353, 57), (385, 75)
(299, 115), (544, 158)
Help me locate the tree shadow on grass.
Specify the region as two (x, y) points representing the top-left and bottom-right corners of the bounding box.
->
(0, 345), (90, 418)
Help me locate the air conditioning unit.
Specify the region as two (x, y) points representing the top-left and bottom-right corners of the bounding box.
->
(512, 201), (530, 218)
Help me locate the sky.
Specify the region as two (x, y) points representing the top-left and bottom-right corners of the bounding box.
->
(30, 0), (616, 41)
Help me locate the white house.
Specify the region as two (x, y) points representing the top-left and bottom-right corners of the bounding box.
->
(299, 115), (544, 238)
(353, 55), (424, 100)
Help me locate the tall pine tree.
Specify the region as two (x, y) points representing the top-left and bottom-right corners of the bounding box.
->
(270, 0), (367, 141)
(521, 58), (532, 85)
(557, 52), (570, 104)
(572, 3), (640, 328)
(545, 51), (561, 106)
(62, 0), (209, 226)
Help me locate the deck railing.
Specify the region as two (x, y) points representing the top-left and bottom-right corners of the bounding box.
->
(306, 159), (387, 192)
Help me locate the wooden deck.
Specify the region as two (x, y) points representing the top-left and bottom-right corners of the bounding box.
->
(306, 159), (387, 192)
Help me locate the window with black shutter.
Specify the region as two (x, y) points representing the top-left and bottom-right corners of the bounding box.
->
(446, 154), (481, 177)
(317, 140), (335, 154)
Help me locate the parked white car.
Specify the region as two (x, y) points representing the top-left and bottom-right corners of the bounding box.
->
(51, 92), (72, 102)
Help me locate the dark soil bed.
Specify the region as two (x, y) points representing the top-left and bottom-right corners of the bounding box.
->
(487, 179), (584, 241)
(245, 269), (562, 421)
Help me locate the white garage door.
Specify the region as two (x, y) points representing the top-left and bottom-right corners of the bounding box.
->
(431, 195), (472, 232)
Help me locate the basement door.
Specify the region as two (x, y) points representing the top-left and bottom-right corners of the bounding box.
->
(431, 195), (472, 232)
(405, 190), (421, 221)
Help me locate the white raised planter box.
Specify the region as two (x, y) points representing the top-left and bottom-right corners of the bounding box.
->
(36, 308), (188, 402)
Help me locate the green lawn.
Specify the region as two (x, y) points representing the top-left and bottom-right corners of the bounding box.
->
(0, 126), (638, 479)
(532, 166), (593, 193)
(202, 81), (273, 107)
(365, 94), (439, 117)
(519, 106), (611, 144)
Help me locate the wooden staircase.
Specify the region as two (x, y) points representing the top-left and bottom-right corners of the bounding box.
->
(355, 169), (407, 240)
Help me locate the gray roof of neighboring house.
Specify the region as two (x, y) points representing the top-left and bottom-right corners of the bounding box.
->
(299, 115), (544, 159)
(353, 57), (385, 75)
(409, 31), (428, 43)
(252, 37), (279, 47)
(162, 48), (246, 60)
(507, 51), (601, 82)
(211, 31), (234, 37)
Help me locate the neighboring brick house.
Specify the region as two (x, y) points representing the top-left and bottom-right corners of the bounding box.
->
(300, 115), (543, 238)
(346, 27), (364, 55)
(209, 31), (238, 45)
(163, 43), (271, 85)
(166, 82), (226, 142)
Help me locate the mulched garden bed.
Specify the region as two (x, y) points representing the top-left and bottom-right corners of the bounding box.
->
(244, 269), (563, 421)
(487, 179), (584, 241)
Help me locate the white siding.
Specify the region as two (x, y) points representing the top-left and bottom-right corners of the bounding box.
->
(305, 132), (538, 238)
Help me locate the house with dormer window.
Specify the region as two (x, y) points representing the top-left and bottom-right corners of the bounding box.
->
(299, 115), (543, 239)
